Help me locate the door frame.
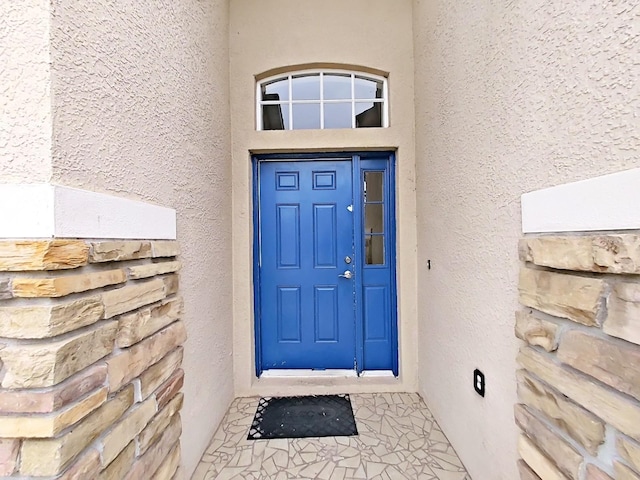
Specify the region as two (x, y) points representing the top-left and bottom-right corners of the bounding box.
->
(252, 151), (398, 377)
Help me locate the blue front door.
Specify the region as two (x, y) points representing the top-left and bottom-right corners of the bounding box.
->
(256, 153), (397, 374)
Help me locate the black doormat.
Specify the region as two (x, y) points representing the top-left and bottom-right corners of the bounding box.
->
(247, 394), (358, 440)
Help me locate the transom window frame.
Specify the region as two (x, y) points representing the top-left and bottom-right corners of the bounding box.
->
(256, 69), (389, 131)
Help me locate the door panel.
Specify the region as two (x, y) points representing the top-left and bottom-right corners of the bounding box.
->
(364, 285), (388, 341)
(276, 205), (300, 268)
(314, 286), (338, 342)
(313, 205), (337, 267)
(259, 160), (355, 369)
(277, 287), (301, 342)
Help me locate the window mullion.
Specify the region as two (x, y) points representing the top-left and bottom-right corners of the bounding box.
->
(320, 72), (324, 130)
(264, 99), (327, 105)
(351, 74), (355, 129)
(383, 79), (389, 128)
(288, 75), (293, 130)
(256, 82), (262, 131)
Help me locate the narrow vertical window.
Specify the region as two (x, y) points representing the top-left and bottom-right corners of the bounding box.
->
(363, 171), (385, 265)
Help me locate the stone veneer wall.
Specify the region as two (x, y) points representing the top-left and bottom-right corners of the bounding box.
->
(0, 240), (186, 479)
(516, 234), (640, 480)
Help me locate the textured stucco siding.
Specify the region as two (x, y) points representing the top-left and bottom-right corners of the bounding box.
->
(48, 2), (233, 477)
(0, 0), (52, 183)
(413, 1), (639, 479)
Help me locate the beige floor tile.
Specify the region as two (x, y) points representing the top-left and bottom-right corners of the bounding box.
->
(191, 393), (469, 480)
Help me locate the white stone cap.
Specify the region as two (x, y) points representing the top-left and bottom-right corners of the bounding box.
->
(521, 167), (640, 234)
(0, 184), (176, 239)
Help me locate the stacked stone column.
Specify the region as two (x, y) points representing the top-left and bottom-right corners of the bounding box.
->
(0, 240), (185, 479)
(516, 234), (640, 480)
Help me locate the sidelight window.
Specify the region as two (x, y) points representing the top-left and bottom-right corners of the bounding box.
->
(363, 170), (385, 265)
(257, 71), (388, 130)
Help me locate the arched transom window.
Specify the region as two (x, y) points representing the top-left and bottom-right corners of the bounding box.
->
(257, 70), (388, 130)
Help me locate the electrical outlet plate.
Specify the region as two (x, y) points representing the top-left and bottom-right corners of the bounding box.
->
(473, 369), (485, 397)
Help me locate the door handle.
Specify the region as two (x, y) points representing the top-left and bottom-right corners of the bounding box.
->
(338, 270), (353, 279)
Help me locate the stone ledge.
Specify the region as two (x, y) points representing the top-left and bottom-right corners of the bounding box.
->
(163, 273), (179, 296)
(106, 321), (187, 392)
(585, 464), (614, 480)
(516, 228), (640, 479)
(90, 241), (152, 263)
(139, 347), (184, 400)
(0, 439), (20, 476)
(100, 395), (157, 467)
(0, 278), (12, 300)
(1, 273), (179, 339)
(0, 363), (107, 414)
(124, 413), (181, 480)
(0, 240), (89, 272)
(518, 434), (569, 480)
(518, 459), (542, 480)
(20, 385), (134, 476)
(139, 393), (183, 455)
(0, 236), (185, 479)
(604, 282), (640, 346)
(0, 321), (117, 389)
(99, 440), (135, 480)
(11, 269), (127, 298)
(614, 461), (640, 480)
(151, 241), (180, 258)
(618, 436), (640, 476)
(557, 330), (640, 402)
(0, 387), (107, 438)
(516, 370), (604, 454)
(520, 235), (640, 274)
(127, 261), (181, 280)
(515, 404), (582, 479)
(116, 297), (183, 348)
(101, 278), (166, 319)
(515, 311), (559, 352)
(58, 447), (101, 479)
(155, 369), (184, 411)
(0, 295), (104, 339)
(154, 443), (181, 480)
(518, 268), (605, 326)
(517, 347), (640, 442)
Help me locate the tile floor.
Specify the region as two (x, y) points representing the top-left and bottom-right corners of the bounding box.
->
(191, 393), (470, 480)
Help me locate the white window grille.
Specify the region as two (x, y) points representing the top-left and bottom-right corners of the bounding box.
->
(257, 70), (389, 131)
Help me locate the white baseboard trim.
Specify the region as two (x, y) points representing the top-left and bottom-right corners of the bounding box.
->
(0, 184), (176, 240)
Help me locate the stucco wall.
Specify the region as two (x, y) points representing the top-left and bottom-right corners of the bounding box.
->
(229, 0), (418, 396)
(412, 0), (639, 478)
(48, 2), (233, 477)
(0, 0), (52, 183)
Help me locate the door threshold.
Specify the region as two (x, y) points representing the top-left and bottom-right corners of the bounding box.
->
(260, 369), (396, 378)
(261, 369), (358, 378)
(359, 370), (395, 377)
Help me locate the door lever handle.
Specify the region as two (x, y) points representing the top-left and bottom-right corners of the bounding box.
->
(338, 270), (353, 279)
